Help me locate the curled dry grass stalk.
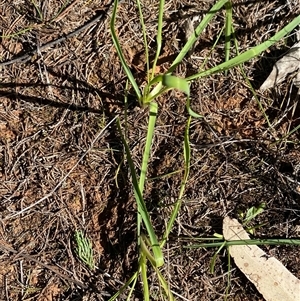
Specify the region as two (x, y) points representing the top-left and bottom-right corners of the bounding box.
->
(110, 0), (300, 299)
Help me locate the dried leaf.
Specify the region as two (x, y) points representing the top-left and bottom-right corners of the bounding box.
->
(223, 216), (300, 301)
(260, 42), (300, 91)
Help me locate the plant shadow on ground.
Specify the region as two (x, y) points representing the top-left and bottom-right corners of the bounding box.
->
(0, 0), (300, 300)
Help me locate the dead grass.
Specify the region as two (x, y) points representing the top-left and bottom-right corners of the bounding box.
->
(0, 0), (300, 300)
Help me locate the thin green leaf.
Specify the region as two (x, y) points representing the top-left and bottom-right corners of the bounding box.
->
(154, 268), (175, 301)
(210, 241), (227, 273)
(224, 1), (233, 76)
(137, 102), (157, 246)
(145, 74), (190, 104)
(139, 102), (158, 195)
(161, 116), (192, 247)
(278, 123), (300, 142)
(186, 95), (203, 118)
(162, 74), (190, 95)
(116, 119), (164, 267)
(187, 14), (300, 81)
(231, 25), (271, 126)
(169, 0), (229, 74)
(147, 0), (228, 99)
(140, 251), (149, 301)
(108, 271), (138, 301)
(110, 0), (141, 99)
(51, 0), (72, 22)
(146, 237), (175, 301)
(186, 238), (300, 248)
(30, 0), (43, 21)
(148, 74), (189, 95)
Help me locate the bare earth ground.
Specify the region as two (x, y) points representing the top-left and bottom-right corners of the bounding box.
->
(0, 0), (300, 300)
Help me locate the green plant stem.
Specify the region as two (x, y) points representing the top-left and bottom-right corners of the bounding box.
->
(187, 238), (300, 248)
(137, 102), (158, 246)
(140, 251), (149, 301)
(116, 118), (164, 267)
(224, 1), (232, 76)
(139, 102), (158, 195)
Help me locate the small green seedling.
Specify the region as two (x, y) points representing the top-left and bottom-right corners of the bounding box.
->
(238, 203), (266, 234)
(74, 230), (95, 270)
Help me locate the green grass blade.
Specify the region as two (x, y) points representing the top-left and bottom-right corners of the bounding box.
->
(108, 271), (138, 301)
(141, 234), (157, 268)
(186, 95), (203, 118)
(110, 0), (141, 99)
(145, 238), (175, 300)
(140, 235), (174, 299)
(186, 238), (300, 248)
(154, 268), (175, 301)
(230, 25), (271, 126)
(116, 119), (164, 267)
(161, 75), (189, 95)
(199, 26), (225, 73)
(226, 239), (300, 246)
(137, 102), (157, 244)
(224, 1), (233, 76)
(140, 251), (149, 301)
(148, 0), (228, 99)
(139, 102), (158, 194)
(278, 123), (300, 142)
(146, 86), (169, 103)
(0, 27), (34, 39)
(126, 275), (138, 301)
(148, 74), (202, 118)
(187, 14), (300, 81)
(168, 0), (228, 74)
(148, 74), (189, 94)
(161, 116), (192, 247)
(210, 241), (227, 273)
(51, 0), (71, 22)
